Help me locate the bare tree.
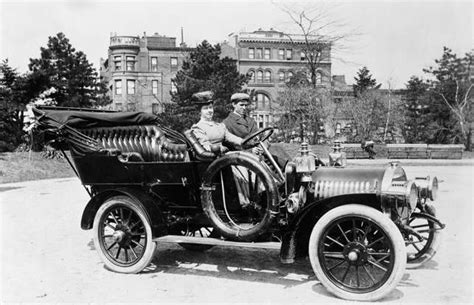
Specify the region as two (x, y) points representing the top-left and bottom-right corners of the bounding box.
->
(277, 82), (337, 143)
(424, 48), (473, 150)
(275, 3), (356, 88)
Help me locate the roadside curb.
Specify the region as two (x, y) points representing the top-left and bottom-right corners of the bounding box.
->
(340, 158), (474, 167)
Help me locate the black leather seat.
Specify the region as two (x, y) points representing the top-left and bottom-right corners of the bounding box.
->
(80, 125), (189, 162)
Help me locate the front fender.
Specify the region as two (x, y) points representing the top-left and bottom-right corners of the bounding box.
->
(280, 194), (380, 263)
(80, 187), (166, 237)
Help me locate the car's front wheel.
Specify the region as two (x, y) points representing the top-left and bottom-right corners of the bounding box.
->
(308, 204), (406, 301)
(405, 205), (442, 269)
(93, 195), (157, 273)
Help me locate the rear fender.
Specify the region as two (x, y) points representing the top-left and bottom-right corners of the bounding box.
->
(280, 193), (380, 263)
(80, 188), (166, 237)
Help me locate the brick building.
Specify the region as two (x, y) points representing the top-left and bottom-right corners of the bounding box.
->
(100, 32), (192, 114)
(100, 29), (351, 140)
(221, 29), (332, 128)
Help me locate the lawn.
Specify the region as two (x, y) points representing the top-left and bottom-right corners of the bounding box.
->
(0, 151), (75, 184)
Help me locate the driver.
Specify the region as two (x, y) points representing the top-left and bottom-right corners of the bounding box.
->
(223, 92), (290, 169)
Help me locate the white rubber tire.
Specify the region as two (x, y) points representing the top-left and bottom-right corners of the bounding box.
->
(308, 204), (407, 301)
(93, 195), (157, 274)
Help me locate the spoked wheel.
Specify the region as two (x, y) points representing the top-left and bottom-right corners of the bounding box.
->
(93, 195), (157, 273)
(201, 152), (279, 241)
(309, 205), (406, 301)
(177, 225), (217, 252)
(405, 206), (442, 269)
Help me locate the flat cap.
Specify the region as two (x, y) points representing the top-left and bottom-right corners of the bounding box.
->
(191, 91), (214, 105)
(231, 92), (250, 102)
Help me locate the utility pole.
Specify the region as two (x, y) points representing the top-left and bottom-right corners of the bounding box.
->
(383, 79), (392, 142)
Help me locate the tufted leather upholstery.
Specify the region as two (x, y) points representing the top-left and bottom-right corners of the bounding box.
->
(80, 125), (189, 162)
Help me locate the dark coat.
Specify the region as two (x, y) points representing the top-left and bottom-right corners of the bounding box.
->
(222, 112), (258, 138)
(223, 112), (290, 168)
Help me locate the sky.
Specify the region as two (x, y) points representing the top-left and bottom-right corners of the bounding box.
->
(0, 0), (472, 89)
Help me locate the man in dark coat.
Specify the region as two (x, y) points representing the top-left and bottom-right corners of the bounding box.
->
(223, 93), (290, 169)
(223, 93), (258, 138)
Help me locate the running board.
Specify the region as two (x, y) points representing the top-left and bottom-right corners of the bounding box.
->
(154, 235), (281, 250)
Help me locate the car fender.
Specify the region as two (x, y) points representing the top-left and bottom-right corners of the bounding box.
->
(280, 193), (380, 263)
(80, 187), (166, 237)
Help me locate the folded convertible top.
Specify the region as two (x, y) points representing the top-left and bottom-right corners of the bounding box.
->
(33, 106), (159, 129)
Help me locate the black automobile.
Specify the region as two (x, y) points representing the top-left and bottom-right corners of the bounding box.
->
(33, 106), (444, 301)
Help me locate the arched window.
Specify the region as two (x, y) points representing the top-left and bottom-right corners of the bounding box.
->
(264, 70), (272, 83)
(316, 72), (322, 84)
(256, 70), (263, 83)
(256, 93), (270, 111)
(278, 71), (285, 82)
(286, 71), (294, 82)
(248, 70), (255, 82)
(336, 123), (341, 135)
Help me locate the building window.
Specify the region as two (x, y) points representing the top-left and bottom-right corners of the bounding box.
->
(315, 50), (322, 60)
(170, 57), (178, 68)
(256, 93), (270, 110)
(115, 103), (123, 111)
(152, 80), (158, 95)
(286, 49), (292, 60)
(171, 82), (177, 94)
(152, 103), (162, 114)
(115, 80), (122, 95)
(127, 80), (135, 95)
(336, 123), (341, 135)
(301, 51), (306, 61)
(316, 72), (322, 84)
(256, 70), (263, 83)
(248, 48), (255, 59)
(278, 71), (285, 82)
(264, 70), (271, 83)
(151, 57), (158, 71)
(248, 70), (255, 82)
(256, 48), (263, 59)
(114, 56), (122, 71)
(259, 115), (264, 128)
(264, 48), (271, 59)
(127, 103), (136, 111)
(126, 56), (135, 71)
(286, 71), (294, 82)
(278, 49), (285, 60)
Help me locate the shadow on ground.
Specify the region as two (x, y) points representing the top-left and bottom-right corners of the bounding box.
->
(0, 186), (24, 193)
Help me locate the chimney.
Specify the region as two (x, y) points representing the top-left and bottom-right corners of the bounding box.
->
(180, 27), (187, 47)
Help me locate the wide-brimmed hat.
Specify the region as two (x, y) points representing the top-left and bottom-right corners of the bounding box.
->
(191, 91), (214, 105)
(230, 92), (250, 103)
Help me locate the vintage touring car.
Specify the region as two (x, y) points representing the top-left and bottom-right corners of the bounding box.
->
(33, 106), (444, 301)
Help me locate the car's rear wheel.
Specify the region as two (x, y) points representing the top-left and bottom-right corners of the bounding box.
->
(177, 225), (216, 251)
(308, 204), (406, 301)
(93, 195), (157, 273)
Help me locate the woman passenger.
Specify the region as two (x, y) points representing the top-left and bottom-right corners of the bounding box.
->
(190, 91), (243, 153)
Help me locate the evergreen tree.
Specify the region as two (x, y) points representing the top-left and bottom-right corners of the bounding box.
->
(28, 32), (111, 108)
(403, 76), (431, 143)
(0, 60), (29, 150)
(353, 66), (380, 96)
(165, 41), (248, 131)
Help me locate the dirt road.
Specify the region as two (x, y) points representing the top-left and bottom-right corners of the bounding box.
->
(0, 165), (472, 304)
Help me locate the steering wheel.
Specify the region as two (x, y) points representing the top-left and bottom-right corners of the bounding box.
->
(241, 127), (274, 148)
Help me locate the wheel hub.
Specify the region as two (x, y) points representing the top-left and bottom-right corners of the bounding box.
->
(343, 242), (368, 265)
(112, 230), (126, 243)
